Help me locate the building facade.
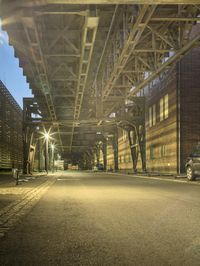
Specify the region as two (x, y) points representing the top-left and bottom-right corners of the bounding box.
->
(145, 46), (200, 174)
(102, 44), (200, 174)
(0, 81), (23, 169)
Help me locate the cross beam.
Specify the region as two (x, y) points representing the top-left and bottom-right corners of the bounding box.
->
(4, 0), (200, 6)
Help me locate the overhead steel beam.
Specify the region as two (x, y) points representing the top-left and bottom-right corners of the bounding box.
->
(4, 0), (200, 6)
(35, 11), (88, 16)
(151, 17), (200, 22)
(127, 32), (200, 97)
(2, 2), (200, 155)
(58, 146), (93, 149)
(73, 13), (99, 120)
(99, 4), (200, 116)
(102, 5), (157, 101)
(21, 16), (64, 151)
(69, 12), (99, 151)
(24, 118), (116, 125)
(45, 54), (80, 58)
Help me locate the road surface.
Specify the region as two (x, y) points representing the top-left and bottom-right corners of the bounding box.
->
(0, 171), (200, 265)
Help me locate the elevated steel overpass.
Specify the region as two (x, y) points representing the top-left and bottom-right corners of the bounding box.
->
(1, 0), (200, 171)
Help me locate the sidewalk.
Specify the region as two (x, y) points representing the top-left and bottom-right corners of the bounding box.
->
(0, 171), (48, 215)
(0, 171), (57, 238)
(0, 170), (48, 183)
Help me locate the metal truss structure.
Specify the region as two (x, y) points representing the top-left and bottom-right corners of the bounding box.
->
(1, 1), (200, 167)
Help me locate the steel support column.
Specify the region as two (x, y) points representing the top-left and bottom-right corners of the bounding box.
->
(38, 138), (44, 172)
(23, 127), (34, 174)
(128, 128), (139, 173)
(112, 131), (118, 171)
(102, 140), (107, 171)
(137, 125), (146, 172)
(127, 124), (146, 173)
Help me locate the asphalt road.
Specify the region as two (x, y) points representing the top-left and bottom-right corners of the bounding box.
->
(0, 171), (200, 266)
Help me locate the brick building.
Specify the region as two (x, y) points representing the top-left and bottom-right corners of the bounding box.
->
(98, 44), (200, 175)
(145, 46), (200, 174)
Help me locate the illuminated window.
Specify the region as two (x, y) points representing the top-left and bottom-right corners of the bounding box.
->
(149, 104), (156, 127)
(160, 98), (164, 121)
(164, 94), (169, 119)
(150, 145), (167, 160)
(152, 104), (156, 126)
(160, 94), (168, 121)
(150, 146), (155, 159)
(161, 145), (167, 157)
(122, 130), (127, 141)
(149, 106), (152, 127)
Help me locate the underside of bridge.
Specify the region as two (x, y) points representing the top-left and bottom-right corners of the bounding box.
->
(1, 0), (200, 171)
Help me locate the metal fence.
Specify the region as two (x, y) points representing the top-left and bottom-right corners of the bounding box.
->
(0, 81), (23, 169)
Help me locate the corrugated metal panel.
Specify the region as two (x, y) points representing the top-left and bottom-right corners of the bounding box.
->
(0, 81), (23, 169)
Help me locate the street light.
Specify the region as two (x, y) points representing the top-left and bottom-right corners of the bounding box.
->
(39, 128), (58, 174)
(44, 132), (49, 174)
(51, 144), (55, 173)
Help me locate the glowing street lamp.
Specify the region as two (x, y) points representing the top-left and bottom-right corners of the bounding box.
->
(40, 128), (55, 174)
(44, 133), (49, 140)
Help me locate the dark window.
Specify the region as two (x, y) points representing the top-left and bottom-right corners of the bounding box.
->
(192, 145), (200, 156)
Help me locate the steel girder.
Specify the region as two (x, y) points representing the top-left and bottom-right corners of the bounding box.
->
(1, 2), (200, 156)
(98, 4), (200, 113)
(69, 12), (99, 151)
(2, 1), (200, 7)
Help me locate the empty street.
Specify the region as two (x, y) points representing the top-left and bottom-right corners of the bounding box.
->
(0, 172), (200, 265)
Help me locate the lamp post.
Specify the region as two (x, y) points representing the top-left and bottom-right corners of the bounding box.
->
(51, 144), (55, 173)
(44, 133), (49, 174)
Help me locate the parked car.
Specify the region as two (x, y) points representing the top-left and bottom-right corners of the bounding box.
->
(93, 164), (104, 171)
(96, 163), (104, 171)
(185, 145), (200, 180)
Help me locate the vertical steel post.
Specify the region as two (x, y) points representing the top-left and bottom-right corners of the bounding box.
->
(102, 140), (107, 171)
(113, 131), (119, 171)
(128, 129), (138, 173)
(45, 138), (49, 174)
(51, 146), (55, 173)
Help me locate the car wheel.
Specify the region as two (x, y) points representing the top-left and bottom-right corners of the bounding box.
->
(186, 166), (195, 181)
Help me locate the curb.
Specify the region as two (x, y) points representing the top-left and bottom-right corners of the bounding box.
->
(105, 171), (200, 186)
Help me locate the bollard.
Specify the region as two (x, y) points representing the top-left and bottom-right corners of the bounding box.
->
(12, 168), (19, 185)
(16, 169), (19, 185)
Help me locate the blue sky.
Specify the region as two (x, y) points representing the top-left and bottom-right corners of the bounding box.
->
(0, 20), (32, 108)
